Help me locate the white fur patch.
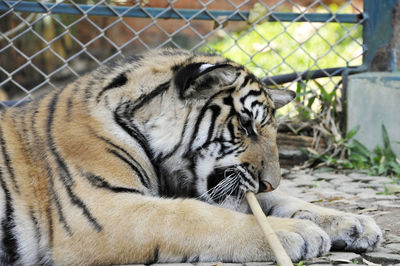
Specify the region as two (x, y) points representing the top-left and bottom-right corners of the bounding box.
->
(13, 200), (41, 265)
(191, 111), (213, 150)
(199, 63), (215, 72)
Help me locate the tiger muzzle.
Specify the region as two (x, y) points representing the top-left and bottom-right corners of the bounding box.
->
(258, 180), (274, 193)
(258, 161), (281, 192)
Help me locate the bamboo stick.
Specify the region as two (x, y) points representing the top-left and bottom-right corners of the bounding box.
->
(246, 192), (294, 266)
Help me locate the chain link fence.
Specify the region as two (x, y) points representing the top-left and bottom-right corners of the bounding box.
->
(0, 0), (365, 123)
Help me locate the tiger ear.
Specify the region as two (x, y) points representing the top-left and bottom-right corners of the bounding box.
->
(267, 88), (296, 109)
(174, 63), (237, 99)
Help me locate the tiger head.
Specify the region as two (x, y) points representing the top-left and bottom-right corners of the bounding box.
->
(106, 50), (295, 209)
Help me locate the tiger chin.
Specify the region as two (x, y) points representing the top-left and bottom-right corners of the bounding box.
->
(0, 49), (381, 265)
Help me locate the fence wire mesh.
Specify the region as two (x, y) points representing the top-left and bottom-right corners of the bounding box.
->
(0, 0), (365, 127)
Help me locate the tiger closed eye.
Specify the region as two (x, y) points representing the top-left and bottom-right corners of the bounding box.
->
(238, 116), (256, 137)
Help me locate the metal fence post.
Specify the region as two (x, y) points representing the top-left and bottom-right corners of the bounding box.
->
(363, 0), (400, 71)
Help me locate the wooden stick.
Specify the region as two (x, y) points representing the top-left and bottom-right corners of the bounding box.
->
(246, 192), (293, 266)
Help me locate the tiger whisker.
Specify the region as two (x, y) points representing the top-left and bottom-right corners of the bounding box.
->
(199, 172), (238, 201)
(197, 174), (234, 200)
(209, 181), (234, 199)
(220, 175), (241, 205)
(210, 173), (240, 203)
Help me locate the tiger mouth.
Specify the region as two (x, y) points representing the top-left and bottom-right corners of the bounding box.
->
(206, 165), (260, 204)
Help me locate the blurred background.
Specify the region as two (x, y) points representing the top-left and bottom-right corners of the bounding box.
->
(0, 0), (363, 100)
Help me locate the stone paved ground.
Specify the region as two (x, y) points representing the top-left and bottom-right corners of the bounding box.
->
(279, 170), (400, 265)
(123, 170), (400, 266)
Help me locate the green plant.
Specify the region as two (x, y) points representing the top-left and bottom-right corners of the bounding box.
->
(295, 80), (316, 121)
(201, 4), (362, 82)
(202, 20), (362, 78)
(308, 125), (400, 178)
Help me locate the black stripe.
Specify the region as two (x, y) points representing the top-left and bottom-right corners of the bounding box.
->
(261, 109), (274, 127)
(238, 167), (255, 187)
(114, 82), (171, 192)
(251, 100), (263, 108)
(128, 81), (170, 116)
(45, 201), (54, 247)
(0, 124), (19, 194)
(145, 245), (160, 264)
(46, 92), (102, 232)
(191, 256), (200, 263)
(265, 205), (275, 216)
(240, 173), (254, 186)
(66, 96), (73, 121)
(223, 95), (234, 106)
(218, 145), (242, 159)
(205, 105), (221, 144)
(231, 71), (242, 85)
(113, 113), (162, 192)
(91, 132), (146, 168)
(187, 89), (233, 151)
(9, 108), (29, 150)
(29, 209), (44, 264)
(84, 79), (96, 103)
(239, 75), (252, 91)
(240, 91), (263, 112)
(107, 149), (151, 189)
(44, 164), (72, 236)
(96, 72), (127, 102)
(175, 63), (233, 98)
(67, 172), (103, 232)
(260, 113), (270, 126)
(227, 119), (235, 142)
(188, 101), (209, 150)
(242, 108), (253, 118)
(239, 90), (262, 105)
(71, 79), (82, 95)
(0, 170), (19, 264)
(91, 132), (152, 188)
(152, 245), (160, 264)
(114, 111), (152, 160)
(254, 110), (260, 121)
(247, 89), (263, 96)
(30, 104), (69, 237)
(85, 173), (144, 194)
(181, 255), (189, 263)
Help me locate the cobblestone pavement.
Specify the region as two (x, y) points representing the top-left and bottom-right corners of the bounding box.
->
(278, 170), (400, 265)
(123, 170), (400, 266)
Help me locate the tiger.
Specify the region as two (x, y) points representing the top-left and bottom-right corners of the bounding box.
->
(0, 49), (381, 265)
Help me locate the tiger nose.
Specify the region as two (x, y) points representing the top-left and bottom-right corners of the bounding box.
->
(258, 180), (274, 193)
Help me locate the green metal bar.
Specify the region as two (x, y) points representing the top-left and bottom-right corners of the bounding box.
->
(261, 66), (365, 85)
(0, 1), (362, 23)
(363, 0), (399, 71)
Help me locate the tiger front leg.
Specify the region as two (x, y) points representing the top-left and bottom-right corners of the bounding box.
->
(255, 190), (382, 253)
(52, 194), (329, 264)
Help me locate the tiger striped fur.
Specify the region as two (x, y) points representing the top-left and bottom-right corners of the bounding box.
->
(0, 49), (381, 265)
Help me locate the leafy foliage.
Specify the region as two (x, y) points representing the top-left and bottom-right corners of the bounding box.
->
(308, 125), (400, 178)
(203, 8), (362, 78)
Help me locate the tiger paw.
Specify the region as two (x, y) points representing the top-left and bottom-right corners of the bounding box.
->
(269, 217), (331, 261)
(292, 209), (382, 253)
